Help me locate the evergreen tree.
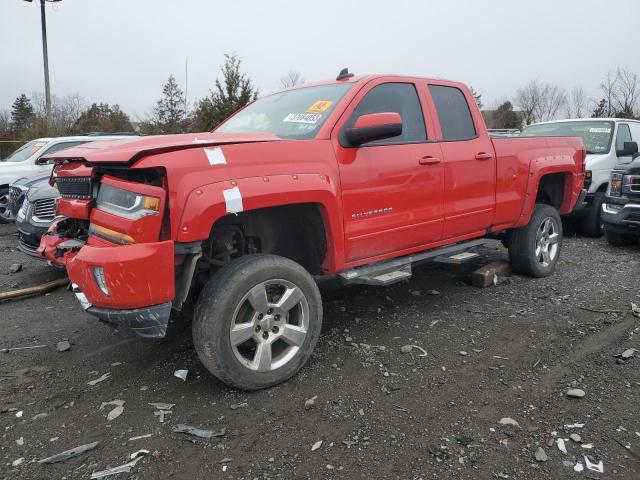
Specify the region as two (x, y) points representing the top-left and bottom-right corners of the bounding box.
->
(193, 54), (258, 132)
(73, 103), (133, 134)
(152, 75), (188, 134)
(591, 99), (608, 118)
(470, 86), (483, 109)
(490, 101), (522, 129)
(11, 94), (34, 136)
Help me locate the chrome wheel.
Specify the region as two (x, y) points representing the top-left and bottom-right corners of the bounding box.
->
(0, 191), (9, 217)
(535, 217), (559, 267)
(230, 279), (309, 372)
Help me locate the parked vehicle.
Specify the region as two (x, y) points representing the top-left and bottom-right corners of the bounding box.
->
(0, 134), (137, 223)
(5, 173), (51, 220)
(521, 118), (640, 237)
(602, 141), (640, 246)
(15, 176), (60, 257)
(40, 72), (586, 390)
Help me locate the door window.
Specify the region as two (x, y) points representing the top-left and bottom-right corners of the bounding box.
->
(428, 85), (476, 140)
(345, 83), (426, 145)
(616, 124), (632, 151)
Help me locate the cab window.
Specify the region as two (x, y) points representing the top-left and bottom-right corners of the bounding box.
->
(429, 85), (476, 141)
(615, 124), (632, 151)
(346, 83), (427, 145)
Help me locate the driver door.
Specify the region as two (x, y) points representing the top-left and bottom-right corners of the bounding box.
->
(332, 80), (444, 263)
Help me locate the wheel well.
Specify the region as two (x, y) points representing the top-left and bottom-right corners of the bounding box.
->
(204, 203), (327, 275)
(535, 173), (566, 209)
(596, 183), (608, 192)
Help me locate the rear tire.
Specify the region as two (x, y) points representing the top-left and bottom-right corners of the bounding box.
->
(193, 254), (322, 390)
(604, 229), (637, 247)
(581, 192), (604, 238)
(508, 204), (563, 277)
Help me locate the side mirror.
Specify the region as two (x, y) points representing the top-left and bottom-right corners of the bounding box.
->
(344, 112), (402, 146)
(35, 157), (54, 166)
(617, 141), (638, 157)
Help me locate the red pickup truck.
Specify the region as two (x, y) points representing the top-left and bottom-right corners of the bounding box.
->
(40, 72), (585, 390)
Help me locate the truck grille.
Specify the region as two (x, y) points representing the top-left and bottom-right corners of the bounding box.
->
(9, 186), (21, 203)
(32, 198), (56, 221)
(57, 177), (92, 199)
(625, 211), (640, 223)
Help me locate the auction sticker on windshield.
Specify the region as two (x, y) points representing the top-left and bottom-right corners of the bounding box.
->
(283, 113), (322, 124)
(589, 128), (611, 133)
(307, 100), (333, 113)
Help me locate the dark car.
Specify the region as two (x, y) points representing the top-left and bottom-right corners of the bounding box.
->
(15, 176), (59, 256)
(602, 141), (640, 246)
(1, 174), (51, 222)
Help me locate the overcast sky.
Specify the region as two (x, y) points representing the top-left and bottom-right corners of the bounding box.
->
(1, 0), (639, 120)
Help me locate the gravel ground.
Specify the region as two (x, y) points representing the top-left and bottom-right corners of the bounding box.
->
(1, 222), (639, 480)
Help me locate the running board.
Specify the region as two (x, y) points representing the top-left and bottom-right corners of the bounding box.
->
(339, 239), (488, 285)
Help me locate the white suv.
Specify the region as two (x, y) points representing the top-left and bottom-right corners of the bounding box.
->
(521, 118), (640, 236)
(0, 135), (136, 223)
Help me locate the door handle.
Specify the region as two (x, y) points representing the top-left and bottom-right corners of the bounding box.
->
(419, 156), (441, 165)
(475, 152), (493, 160)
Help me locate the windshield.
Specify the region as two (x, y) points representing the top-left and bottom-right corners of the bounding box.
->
(4, 140), (48, 163)
(521, 121), (614, 155)
(216, 84), (352, 139)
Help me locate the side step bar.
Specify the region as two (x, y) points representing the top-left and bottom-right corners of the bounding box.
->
(339, 238), (489, 286)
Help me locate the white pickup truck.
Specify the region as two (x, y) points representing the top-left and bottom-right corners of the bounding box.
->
(521, 118), (640, 236)
(0, 135), (136, 223)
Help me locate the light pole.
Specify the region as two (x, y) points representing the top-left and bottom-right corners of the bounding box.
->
(24, 0), (61, 125)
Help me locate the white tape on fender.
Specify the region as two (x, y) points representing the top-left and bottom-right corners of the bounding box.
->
(222, 186), (243, 214)
(205, 147), (227, 165)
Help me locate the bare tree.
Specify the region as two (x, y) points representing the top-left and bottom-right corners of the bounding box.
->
(280, 70), (304, 89)
(599, 71), (617, 117)
(612, 67), (639, 117)
(515, 80), (540, 125)
(0, 109), (9, 133)
(30, 92), (86, 135)
(566, 86), (587, 118)
(515, 80), (567, 124)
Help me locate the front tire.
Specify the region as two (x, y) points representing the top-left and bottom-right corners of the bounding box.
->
(508, 204), (563, 277)
(193, 254), (322, 390)
(581, 192), (604, 238)
(0, 187), (13, 224)
(604, 229), (638, 247)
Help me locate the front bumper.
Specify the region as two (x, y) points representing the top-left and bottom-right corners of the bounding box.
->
(72, 284), (172, 338)
(41, 234), (176, 336)
(602, 197), (640, 235)
(16, 218), (49, 257)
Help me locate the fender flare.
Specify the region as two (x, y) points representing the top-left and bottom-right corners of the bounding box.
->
(175, 173), (345, 272)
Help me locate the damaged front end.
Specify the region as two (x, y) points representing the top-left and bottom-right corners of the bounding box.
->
(40, 161), (176, 338)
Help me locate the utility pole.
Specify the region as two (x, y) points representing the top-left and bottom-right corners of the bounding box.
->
(24, 0), (61, 125)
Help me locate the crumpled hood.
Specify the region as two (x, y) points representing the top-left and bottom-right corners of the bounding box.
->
(40, 132), (282, 165)
(11, 173), (50, 189)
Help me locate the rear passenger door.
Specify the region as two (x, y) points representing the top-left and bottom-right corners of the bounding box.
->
(426, 83), (496, 239)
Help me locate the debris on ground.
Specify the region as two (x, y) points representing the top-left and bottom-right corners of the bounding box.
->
(534, 447), (548, 462)
(173, 424), (225, 439)
(304, 395), (318, 410)
(90, 450), (149, 479)
(619, 348), (636, 359)
(12, 457), (24, 467)
(574, 462), (584, 472)
(566, 388), (585, 398)
(15, 410), (23, 418)
(557, 438), (568, 454)
(128, 433), (153, 442)
(154, 410), (171, 423)
(498, 417), (520, 428)
(88, 373), (111, 386)
(311, 440), (323, 451)
(100, 400), (125, 421)
(471, 261), (511, 288)
(584, 455), (604, 473)
(32, 412), (48, 420)
(56, 340), (71, 352)
(38, 441), (100, 464)
(230, 402), (248, 410)
(399, 344), (428, 356)
(632, 303), (640, 318)
(8, 263), (22, 274)
(564, 423), (584, 429)
(148, 402), (175, 411)
(569, 433), (582, 443)
(174, 369), (188, 381)
(1, 344), (47, 353)
(0, 277), (69, 302)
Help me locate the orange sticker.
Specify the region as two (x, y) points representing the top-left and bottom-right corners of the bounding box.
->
(307, 100), (333, 114)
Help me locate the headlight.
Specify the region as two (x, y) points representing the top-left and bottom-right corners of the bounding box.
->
(96, 184), (160, 220)
(584, 170), (592, 190)
(608, 173), (622, 196)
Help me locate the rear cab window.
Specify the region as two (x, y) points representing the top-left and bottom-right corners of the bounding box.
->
(428, 85), (476, 140)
